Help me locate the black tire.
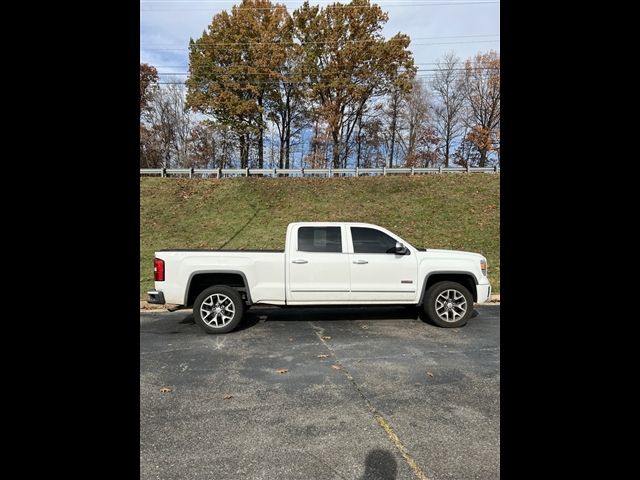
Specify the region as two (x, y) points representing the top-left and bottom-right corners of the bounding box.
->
(193, 285), (244, 334)
(423, 281), (474, 328)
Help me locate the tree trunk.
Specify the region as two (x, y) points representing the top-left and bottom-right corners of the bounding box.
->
(444, 141), (450, 168)
(388, 91), (399, 168)
(278, 117), (286, 170)
(311, 120), (318, 165)
(253, 93), (263, 168)
(285, 119), (291, 169)
(332, 128), (340, 169)
(356, 114), (362, 168)
(389, 118), (396, 168)
(239, 133), (248, 168)
(258, 129), (264, 168)
(284, 94), (291, 169)
(479, 149), (487, 168)
(257, 129), (263, 168)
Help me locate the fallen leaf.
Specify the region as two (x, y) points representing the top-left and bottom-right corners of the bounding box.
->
(331, 365), (341, 370)
(276, 368), (288, 374)
(426, 372), (434, 377)
(160, 387), (172, 393)
(321, 336), (331, 340)
(223, 395), (233, 400)
(317, 354), (329, 358)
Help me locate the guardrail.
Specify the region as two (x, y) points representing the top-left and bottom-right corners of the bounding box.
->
(140, 166), (500, 178)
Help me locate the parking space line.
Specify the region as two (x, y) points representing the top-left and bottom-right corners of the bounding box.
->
(310, 322), (431, 480)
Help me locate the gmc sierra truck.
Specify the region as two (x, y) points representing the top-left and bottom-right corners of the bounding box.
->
(148, 222), (491, 333)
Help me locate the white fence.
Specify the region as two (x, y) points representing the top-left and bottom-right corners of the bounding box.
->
(140, 166), (500, 178)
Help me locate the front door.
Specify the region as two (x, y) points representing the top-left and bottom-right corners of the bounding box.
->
(348, 226), (418, 302)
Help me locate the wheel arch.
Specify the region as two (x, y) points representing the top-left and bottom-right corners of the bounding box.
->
(184, 270), (252, 307)
(418, 271), (479, 305)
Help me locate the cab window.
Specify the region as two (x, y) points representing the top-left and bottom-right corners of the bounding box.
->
(351, 227), (398, 254)
(297, 227), (342, 253)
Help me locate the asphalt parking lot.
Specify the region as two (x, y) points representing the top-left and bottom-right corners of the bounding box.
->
(140, 305), (500, 480)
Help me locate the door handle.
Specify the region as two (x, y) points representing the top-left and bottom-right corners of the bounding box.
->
(352, 260), (368, 264)
(292, 259), (308, 264)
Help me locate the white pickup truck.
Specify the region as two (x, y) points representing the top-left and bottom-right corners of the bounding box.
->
(148, 222), (491, 333)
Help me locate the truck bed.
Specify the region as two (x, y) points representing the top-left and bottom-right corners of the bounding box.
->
(155, 249), (286, 305)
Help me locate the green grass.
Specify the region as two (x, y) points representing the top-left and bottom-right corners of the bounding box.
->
(140, 174), (500, 298)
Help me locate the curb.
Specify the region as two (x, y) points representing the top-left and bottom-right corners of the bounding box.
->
(484, 294), (500, 304)
(140, 301), (180, 312)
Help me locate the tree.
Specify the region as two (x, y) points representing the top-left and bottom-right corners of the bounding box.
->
(140, 64), (160, 167)
(397, 78), (438, 167)
(356, 107), (386, 167)
(386, 85), (402, 168)
(186, 123), (216, 168)
(145, 83), (192, 168)
(187, 0), (290, 168)
(453, 128), (480, 168)
(140, 124), (162, 168)
(293, 0), (415, 168)
(461, 50), (500, 167)
(140, 63), (159, 112)
(266, 17), (307, 169)
(431, 52), (465, 167)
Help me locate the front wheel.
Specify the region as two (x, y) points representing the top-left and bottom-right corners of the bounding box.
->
(423, 281), (473, 328)
(193, 285), (244, 334)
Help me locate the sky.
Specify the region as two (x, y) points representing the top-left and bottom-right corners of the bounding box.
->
(140, 0), (500, 82)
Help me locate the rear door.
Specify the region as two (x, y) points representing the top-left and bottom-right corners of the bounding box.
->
(287, 225), (350, 303)
(348, 226), (418, 302)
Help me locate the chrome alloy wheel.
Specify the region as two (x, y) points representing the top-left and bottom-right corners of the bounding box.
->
(200, 293), (235, 327)
(434, 289), (468, 323)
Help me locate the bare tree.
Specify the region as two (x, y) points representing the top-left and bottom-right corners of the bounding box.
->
(398, 78), (436, 166)
(431, 52), (465, 168)
(461, 50), (500, 167)
(144, 82), (192, 168)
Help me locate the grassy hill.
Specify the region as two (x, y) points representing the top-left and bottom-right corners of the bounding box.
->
(140, 174), (500, 298)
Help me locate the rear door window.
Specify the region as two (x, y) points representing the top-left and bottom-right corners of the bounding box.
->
(297, 227), (343, 253)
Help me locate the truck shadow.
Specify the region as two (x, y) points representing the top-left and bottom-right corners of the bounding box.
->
(171, 306), (479, 332)
(240, 305), (478, 331)
(249, 305), (419, 322)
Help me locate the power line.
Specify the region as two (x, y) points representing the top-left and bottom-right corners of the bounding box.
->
(150, 61), (493, 67)
(156, 72), (481, 84)
(141, 34), (498, 47)
(143, 39), (498, 50)
(156, 66), (498, 74)
(142, 2), (500, 11)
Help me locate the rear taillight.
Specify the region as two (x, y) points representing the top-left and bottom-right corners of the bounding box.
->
(154, 258), (165, 281)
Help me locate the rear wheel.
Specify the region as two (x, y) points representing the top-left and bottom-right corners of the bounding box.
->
(193, 285), (244, 334)
(423, 281), (473, 328)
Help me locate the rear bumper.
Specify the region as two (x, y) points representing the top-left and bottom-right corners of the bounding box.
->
(147, 290), (166, 304)
(476, 283), (491, 304)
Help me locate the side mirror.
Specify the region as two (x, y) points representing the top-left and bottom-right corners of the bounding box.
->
(395, 242), (408, 255)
